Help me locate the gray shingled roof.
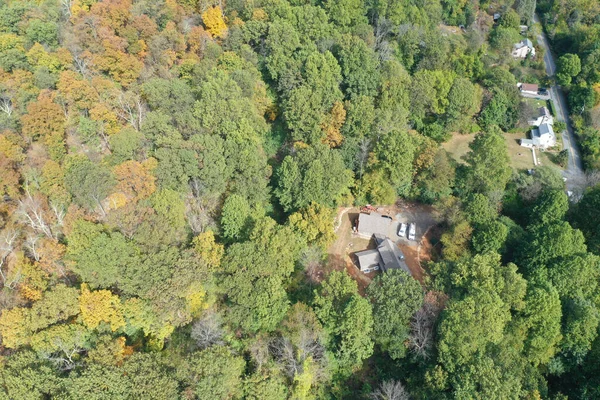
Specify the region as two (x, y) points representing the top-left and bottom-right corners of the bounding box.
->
(355, 236), (410, 275)
(378, 238), (410, 274)
(355, 249), (381, 271)
(357, 213), (392, 238)
(538, 123), (553, 136)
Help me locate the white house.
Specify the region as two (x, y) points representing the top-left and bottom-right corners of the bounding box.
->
(528, 107), (554, 126)
(520, 123), (556, 149)
(512, 39), (535, 58)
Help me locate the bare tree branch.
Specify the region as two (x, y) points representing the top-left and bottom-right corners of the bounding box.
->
(370, 380), (410, 400)
(16, 192), (54, 239)
(191, 312), (224, 349)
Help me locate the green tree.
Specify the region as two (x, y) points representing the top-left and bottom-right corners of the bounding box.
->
(457, 127), (512, 196)
(472, 221), (509, 254)
(275, 145), (353, 213)
(67, 220), (140, 290)
(181, 346), (246, 399)
(556, 53), (581, 86)
(516, 0), (536, 24)
(572, 184), (600, 254)
(337, 35), (380, 98)
(0, 351), (61, 399)
(64, 156), (115, 214)
(367, 270), (423, 359)
(313, 271), (374, 375)
(221, 193), (252, 242)
(220, 219), (301, 332)
(519, 283), (562, 366)
(25, 20), (59, 48)
(323, 0), (367, 27)
(445, 77), (480, 131)
(529, 189), (569, 225)
(372, 130), (417, 196)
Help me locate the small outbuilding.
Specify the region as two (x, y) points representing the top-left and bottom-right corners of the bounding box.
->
(519, 83), (539, 96)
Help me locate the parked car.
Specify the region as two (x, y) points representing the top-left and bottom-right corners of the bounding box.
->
(408, 223), (416, 241)
(398, 223), (407, 237)
(539, 87), (548, 95)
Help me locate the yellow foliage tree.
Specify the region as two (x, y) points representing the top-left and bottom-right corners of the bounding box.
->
(0, 307), (31, 349)
(79, 284), (125, 331)
(288, 203), (336, 250)
(184, 282), (209, 318)
(202, 6), (228, 38)
(321, 101), (346, 148)
(192, 230), (224, 270)
(122, 297), (174, 340)
(26, 43), (63, 73)
(0, 132), (25, 163)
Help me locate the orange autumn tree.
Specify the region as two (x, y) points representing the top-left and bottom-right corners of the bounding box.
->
(113, 159), (157, 203)
(20, 92), (66, 160)
(202, 6), (228, 38)
(57, 70), (97, 112)
(21, 93), (65, 141)
(0, 132), (24, 198)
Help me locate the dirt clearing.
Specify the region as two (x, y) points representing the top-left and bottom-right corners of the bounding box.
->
(327, 201), (439, 293)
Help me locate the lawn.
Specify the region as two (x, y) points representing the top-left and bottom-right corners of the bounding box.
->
(444, 132), (536, 170)
(442, 133), (476, 164)
(504, 132), (535, 170)
(522, 97), (548, 109)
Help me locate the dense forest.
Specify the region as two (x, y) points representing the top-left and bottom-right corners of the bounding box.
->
(0, 0), (599, 399)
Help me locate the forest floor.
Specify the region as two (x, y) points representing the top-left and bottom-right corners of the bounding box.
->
(327, 202), (437, 294)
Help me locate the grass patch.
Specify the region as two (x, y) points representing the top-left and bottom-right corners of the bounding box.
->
(522, 97), (548, 109)
(537, 149), (565, 170)
(443, 131), (562, 172)
(504, 132), (535, 170)
(442, 133), (476, 164)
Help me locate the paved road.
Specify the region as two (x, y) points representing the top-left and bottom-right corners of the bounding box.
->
(534, 14), (584, 188)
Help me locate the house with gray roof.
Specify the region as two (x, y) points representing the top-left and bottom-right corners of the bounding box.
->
(355, 234), (410, 275)
(512, 38), (535, 58)
(520, 123), (556, 149)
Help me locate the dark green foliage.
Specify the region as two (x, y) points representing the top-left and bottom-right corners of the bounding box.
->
(457, 127), (512, 197)
(64, 157), (115, 212)
(275, 144), (352, 212)
(367, 270), (423, 359)
(313, 271), (374, 375)
(572, 185), (600, 254)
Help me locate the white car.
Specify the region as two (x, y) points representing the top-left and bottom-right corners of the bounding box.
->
(408, 223), (416, 241)
(398, 223), (407, 237)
